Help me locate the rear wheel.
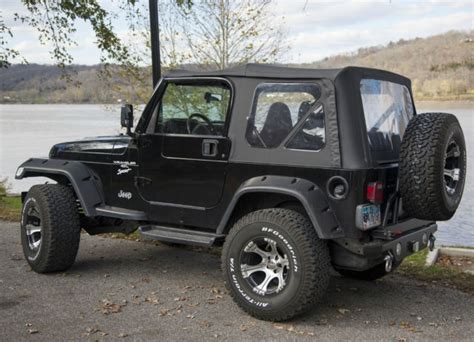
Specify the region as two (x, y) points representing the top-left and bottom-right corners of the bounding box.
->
(21, 184), (81, 273)
(222, 208), (330, 321)
(399, 113), (466, 220)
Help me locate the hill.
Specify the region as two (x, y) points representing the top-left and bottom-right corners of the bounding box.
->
(0, 30), (472, 103)
(298, 30), (473, 100)
(0, 64), (138, 104)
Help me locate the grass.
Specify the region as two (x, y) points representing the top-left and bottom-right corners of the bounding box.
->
(0, 195), (22, 221)
(0, 179), (22, 221)
(397, 249), (474, 294)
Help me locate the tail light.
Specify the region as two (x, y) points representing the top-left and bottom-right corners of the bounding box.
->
(367, 181), (384, 204)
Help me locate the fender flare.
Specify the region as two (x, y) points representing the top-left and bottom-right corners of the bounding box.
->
(216, 175), (344, 239)
(16, 158), (104, 217)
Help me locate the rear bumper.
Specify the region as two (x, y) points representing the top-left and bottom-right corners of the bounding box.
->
(380, 223), (437, 262)
(331, 222), (437, 271)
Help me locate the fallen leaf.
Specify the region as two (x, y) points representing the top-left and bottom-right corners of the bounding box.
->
(199, 320), (211, 328)
(144, 296), (160, 305)
(100, 299), (124, 315)
(211, 287), (221, 294)
(337, 308), (350, 314)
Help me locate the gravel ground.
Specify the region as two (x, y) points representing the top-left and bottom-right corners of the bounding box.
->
(1, 220), (473, 341)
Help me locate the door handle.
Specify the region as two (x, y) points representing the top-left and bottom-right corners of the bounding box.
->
(202, 139), (218, 157)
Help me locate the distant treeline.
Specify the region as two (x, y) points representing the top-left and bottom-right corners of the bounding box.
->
(1, 30), (472, 104)
(299, 30), (473, 101)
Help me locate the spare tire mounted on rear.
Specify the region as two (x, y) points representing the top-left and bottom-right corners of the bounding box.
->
(399, 112), (466, 221)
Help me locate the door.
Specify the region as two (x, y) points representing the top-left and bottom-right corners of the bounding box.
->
(137, 79), (232, 209)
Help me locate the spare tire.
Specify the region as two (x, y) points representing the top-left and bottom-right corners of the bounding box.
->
(399, 113), (466, 221)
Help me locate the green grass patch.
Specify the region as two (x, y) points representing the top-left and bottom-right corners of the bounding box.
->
(397, 249), (474, 294)
(0, 195), (22, 221)
(0, 179), (22, 221)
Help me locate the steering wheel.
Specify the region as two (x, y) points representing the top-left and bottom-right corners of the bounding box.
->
(186, 113), (216, 135)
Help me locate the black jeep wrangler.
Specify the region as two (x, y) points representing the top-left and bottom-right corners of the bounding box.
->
(16, 64), (466, 321)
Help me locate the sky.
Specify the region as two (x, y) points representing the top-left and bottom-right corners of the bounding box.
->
(2, 0), (473, 65)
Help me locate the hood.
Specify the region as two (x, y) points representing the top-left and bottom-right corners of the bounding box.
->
(49, 135), (131, 159)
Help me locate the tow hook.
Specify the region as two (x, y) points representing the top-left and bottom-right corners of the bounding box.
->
(384, 252), (394, 273)
(428, 235), (436, 251)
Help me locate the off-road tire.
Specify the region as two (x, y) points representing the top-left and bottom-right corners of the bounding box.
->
(336, 262), (397, 281)
(21, 184), (81, 273)
(399, 113), (466, 220)
(222, 208), (330, 321)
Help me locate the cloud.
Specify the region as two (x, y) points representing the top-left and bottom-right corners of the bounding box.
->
(3, 0), (473, 65)
(277, 0), (473, 63)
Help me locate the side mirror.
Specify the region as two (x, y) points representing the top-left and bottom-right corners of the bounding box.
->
(121, 104), (134, 136)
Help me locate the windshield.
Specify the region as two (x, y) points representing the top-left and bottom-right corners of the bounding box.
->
(360, 79), (414, 152)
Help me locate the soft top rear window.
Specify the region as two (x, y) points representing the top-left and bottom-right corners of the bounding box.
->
(360, 79), (414, 152)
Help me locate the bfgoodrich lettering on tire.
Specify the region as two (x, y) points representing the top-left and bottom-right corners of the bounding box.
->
(222, 208), (330, 321)
(20, 184), (81, 273)
(400, 113), (466, 220)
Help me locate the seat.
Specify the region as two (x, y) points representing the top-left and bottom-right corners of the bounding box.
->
(260, 102), (293, 148)
(298, 101), (313, 122)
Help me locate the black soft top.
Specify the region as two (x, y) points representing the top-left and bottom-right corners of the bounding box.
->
(165, 63), (410, 85)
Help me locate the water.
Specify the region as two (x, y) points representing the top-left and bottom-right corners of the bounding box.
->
(1, 103), (473, 246)
(417, 103), (474, 247)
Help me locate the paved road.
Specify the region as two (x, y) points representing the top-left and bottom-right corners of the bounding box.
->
(1, 221), (473, 341)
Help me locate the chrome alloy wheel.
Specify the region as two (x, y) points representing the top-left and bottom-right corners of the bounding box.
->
(24, 204), (43, 259)
(444, 139), (462, 195)
(239, 237), (290, 296)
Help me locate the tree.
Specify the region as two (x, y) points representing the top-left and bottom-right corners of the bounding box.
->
(107, 0), (286, 103)
(177, 0), (286, 69)
(11, 1), (133, 68)
(2, 0), (286, 103)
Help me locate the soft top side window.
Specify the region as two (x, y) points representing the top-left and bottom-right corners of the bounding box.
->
(245, 83), (325, 150)
(152, 80), (231, 136)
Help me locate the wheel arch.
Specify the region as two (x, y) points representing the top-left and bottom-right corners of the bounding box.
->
(217, 175), (344, 239)
(16, 158), (104, 216)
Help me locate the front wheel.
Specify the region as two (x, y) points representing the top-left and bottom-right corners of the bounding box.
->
(21, 184), (81, 273)
(222, 208), (330, 321)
